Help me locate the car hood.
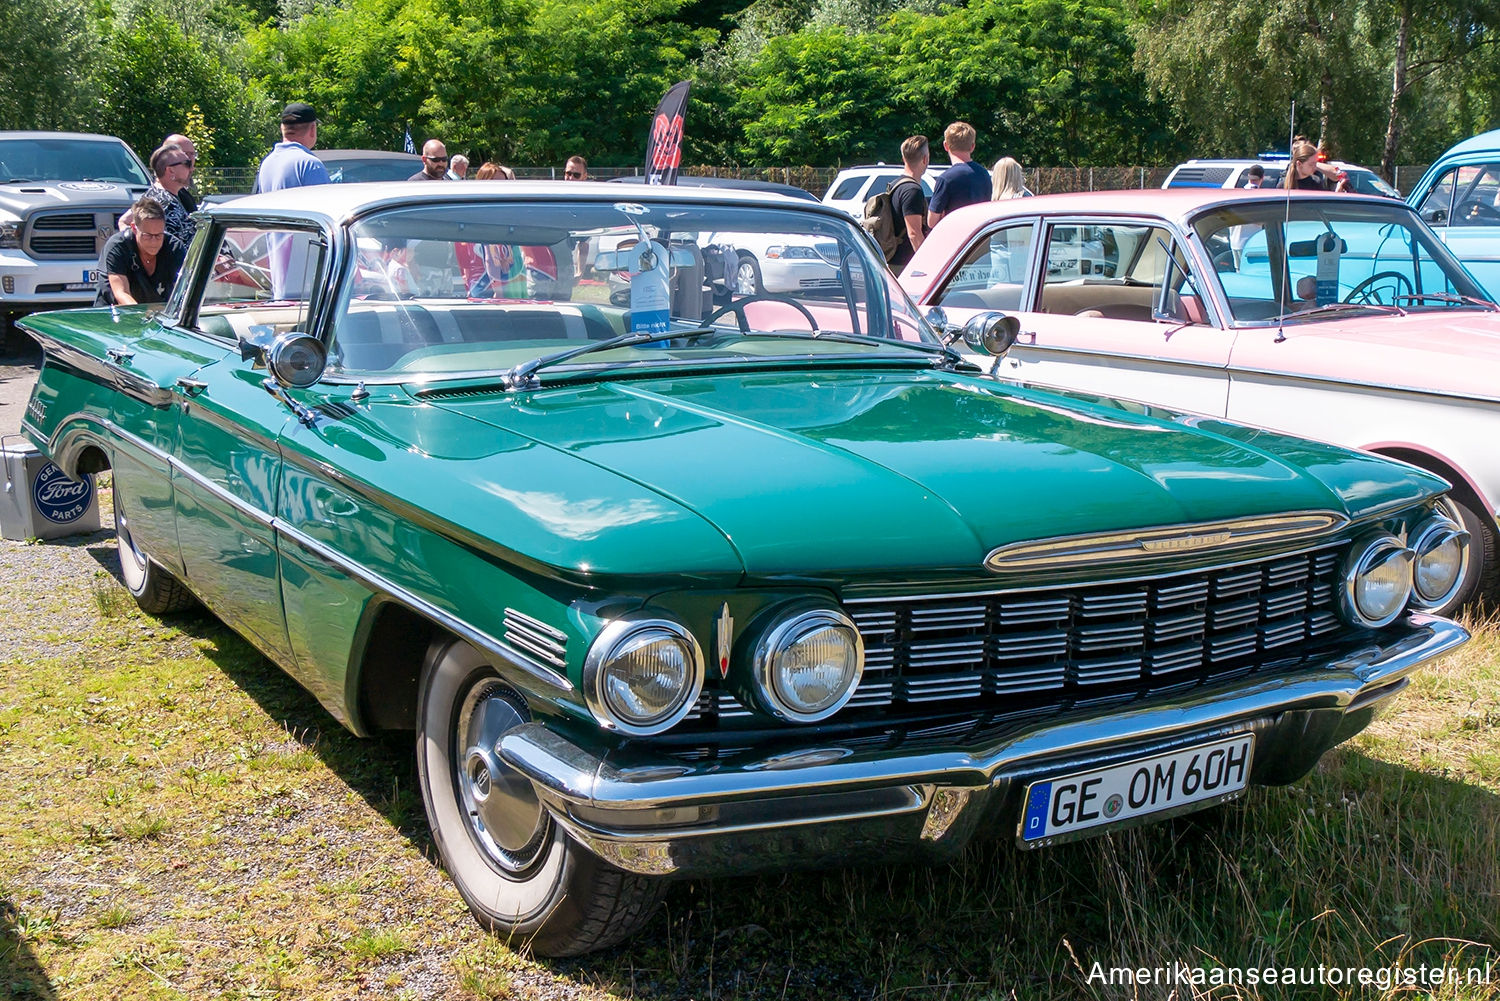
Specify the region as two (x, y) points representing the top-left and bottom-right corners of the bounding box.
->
(1240, 310), (1500, 402)
(410, 369), (1440, 580)
(0, 180), (147, 216)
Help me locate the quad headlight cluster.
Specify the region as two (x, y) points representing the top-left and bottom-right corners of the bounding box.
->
(583, 604), (865, 734)
(1338, 512), (1469, 628)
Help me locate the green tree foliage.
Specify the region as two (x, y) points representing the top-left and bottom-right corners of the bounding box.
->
(86, 0), (268, 170)
(729, 0), (1178, 165)
(246, 0), (713, 165)
(0, 0), (98, 130)
(1133, 0), (1500, 167)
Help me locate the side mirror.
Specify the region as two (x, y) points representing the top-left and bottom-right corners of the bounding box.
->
(268, 333), (328, 388)
(925, 306), (954, 338)
(962, 312), (1020, 356)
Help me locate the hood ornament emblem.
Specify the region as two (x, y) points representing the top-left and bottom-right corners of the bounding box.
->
(716, 602), (733, 678)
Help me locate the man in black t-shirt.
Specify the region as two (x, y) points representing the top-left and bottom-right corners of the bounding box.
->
(94, 198), (186, 307)
(890, 135), (931, 269)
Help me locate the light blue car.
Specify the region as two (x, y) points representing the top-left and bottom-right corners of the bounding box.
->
(1408, 129), (1500, 296)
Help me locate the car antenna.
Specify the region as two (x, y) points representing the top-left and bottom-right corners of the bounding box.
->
(1276, 101), (1295, 343)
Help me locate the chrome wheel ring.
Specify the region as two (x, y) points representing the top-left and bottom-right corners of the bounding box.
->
(453, 680), (548, 875)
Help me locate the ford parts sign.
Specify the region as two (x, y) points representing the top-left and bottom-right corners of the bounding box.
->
(32, 462), (94, 524)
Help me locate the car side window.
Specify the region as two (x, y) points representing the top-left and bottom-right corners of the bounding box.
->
(1037, 223), (1174, 321)
(195, 226), (325, 343)
(1418, 169), (1457, 225)
(932, 222), (1035, 312)
(828, 176), (866, 201)
(1448, 164), (1500, 228)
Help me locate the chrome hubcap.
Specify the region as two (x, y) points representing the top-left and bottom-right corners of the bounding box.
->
(734, 262), (756, 295)
(455, 681), (547, 874)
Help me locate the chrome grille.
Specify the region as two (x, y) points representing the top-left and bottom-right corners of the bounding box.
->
(24, 209), (118, 259)
(682, 546), (1349, 728)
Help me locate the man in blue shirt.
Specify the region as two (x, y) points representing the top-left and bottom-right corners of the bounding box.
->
(253, 103), (332, 194)
(927, 122), (990, 229)
(252, 103), (331, 298)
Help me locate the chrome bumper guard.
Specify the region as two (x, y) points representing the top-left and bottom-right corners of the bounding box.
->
(498, 615), (1467, 877)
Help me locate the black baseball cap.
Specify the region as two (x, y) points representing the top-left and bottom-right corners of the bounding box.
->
(280, 102), (319, 125)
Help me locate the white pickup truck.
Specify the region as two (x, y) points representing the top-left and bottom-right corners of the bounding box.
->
(0, 132), (150, 344)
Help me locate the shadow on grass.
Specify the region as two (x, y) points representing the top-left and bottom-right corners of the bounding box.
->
(85, 537), (429, 858)
(0, 898), (58, 1001)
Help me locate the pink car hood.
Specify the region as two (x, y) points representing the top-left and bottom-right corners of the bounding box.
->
(1235, 310), (1500, 402)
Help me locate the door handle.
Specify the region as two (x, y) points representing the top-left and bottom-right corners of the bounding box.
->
(175, 377), (208, 396)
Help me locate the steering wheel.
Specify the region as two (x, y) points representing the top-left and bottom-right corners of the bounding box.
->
(1212, 248), (1237, 271)
(704, 293), (820, 333)
(1345, 270), (1414, 306)
(1463, 199), (1500, 222)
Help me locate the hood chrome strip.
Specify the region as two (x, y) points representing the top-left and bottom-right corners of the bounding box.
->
(983, 511), (1348, 572)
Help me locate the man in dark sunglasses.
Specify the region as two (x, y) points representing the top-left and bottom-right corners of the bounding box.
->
(163, 133), (200, 212)
(410, 139), (453, 181)
(563, 155), (588, 181)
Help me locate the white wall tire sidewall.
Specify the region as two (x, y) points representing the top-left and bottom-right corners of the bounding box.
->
(115, 503), (150, 597)
(416, 642), (572, 935)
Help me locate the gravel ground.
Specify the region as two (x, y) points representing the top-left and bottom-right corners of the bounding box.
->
(0, 334), (41, 438)
(0, 333), (112, 660)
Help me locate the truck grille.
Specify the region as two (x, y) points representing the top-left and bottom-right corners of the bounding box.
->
(684, 545), (1351, 728)
(24, 210), (118, 259)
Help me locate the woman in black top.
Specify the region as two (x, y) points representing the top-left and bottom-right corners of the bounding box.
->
(1283, 139), (1343, 191)
(94, 197), (186, 307)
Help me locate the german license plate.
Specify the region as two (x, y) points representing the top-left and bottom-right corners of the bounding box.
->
(84, 268), (102, 284)
(1019, 734), (1253, 846)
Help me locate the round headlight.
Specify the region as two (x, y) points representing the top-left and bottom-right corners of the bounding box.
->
(1339, 534), (1415, 628)
(753, 607), (864, 723)
(1409, 513), (1470, 609)
(583, 618), (703, 735)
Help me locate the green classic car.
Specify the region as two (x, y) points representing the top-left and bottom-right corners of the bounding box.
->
(19, 183), (1470, 956)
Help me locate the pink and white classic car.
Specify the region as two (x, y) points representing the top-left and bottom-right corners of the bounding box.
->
(900, 189), (1500, 613)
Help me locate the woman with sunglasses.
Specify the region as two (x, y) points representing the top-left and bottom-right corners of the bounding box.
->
(143, 143), (198, 246)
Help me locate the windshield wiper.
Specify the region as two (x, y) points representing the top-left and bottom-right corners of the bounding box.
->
(1277, 301), (1404, 322)
(3, 178), (33, 183)
(504, 327), (721, 389)
(1395, 291), (1498, 311)
(801, 329), (967, 367)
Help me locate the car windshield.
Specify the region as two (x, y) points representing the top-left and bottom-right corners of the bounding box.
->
(328, 197), (938, 380)
(0, 138), (149, 185)
(1193, 199), (1492, 326)
(322, 156), (420, 183)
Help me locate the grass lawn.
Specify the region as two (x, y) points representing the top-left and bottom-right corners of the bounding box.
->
(1, 507), (1497, 1000)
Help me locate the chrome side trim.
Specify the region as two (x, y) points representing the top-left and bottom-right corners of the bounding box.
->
(1223, 362), (1500, 408)
(983, 511), (1347, 572)
(58, 416), (572, 693)
(276, 519), (571, 692)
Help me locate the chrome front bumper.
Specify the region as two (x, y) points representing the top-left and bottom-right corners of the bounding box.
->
(499, 615), (1467, 877)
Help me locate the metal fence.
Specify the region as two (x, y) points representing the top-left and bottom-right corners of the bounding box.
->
(198, 163), (1434, 198)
